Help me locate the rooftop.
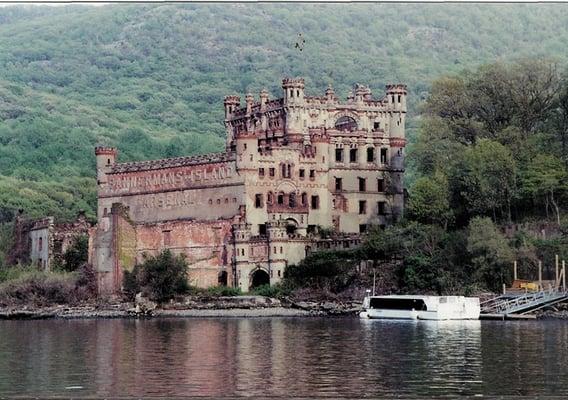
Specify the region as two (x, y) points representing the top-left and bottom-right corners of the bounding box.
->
(110, 152), (234, 173)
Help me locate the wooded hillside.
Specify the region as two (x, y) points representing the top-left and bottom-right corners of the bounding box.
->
(2, 4), (568, 221)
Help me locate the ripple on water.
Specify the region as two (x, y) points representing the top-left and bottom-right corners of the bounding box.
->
(0, 318), (567, 397)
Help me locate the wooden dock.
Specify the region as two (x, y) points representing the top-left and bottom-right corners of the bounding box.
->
(480, 313), (537, 320)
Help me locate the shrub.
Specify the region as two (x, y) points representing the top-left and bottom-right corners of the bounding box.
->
(123, 250), (189, 303)
(204, 285), (242, 297)
(251, 282), (291, 298)
(61, 235), (89, 272)
(285, 250), (359, 293)
(0, 265), (96, 307)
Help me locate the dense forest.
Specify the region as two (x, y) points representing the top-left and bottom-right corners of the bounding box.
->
(0, 4), (567, 287)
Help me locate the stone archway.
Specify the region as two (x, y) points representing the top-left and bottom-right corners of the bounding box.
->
(285, 218), (299, 235)
(250, 268), (270, 289)
(218, 270), (228, 286)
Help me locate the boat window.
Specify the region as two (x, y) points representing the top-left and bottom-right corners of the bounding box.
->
(369, 298), (428, 311)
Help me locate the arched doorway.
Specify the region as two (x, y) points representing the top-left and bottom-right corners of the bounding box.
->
(218, 270), (228, 286)
(286, 218), (298, 235)
(250, 268), (270, 289)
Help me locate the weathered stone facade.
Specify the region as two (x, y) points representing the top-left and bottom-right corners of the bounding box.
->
(9, 211), (91, 270)
(91, 78), (406, 294)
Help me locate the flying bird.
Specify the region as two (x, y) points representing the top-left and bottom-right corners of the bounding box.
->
(295, 33), (306, 52)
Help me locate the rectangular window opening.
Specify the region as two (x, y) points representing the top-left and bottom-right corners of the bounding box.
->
(259, 224), (267, 236)
(350, 148), (358, 163)
(380, 148), (388, 164)
(378, 201), (386, 215)
(359, 200), (367, 215)
(255, 194), (263, 208)
(367, 147), (375, 162)
(311, 195), (320, 210)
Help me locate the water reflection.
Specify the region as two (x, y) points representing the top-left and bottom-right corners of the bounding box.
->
(0, 318), (566, 397)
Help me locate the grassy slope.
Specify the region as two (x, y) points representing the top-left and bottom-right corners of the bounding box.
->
(1, 4), (568, 220)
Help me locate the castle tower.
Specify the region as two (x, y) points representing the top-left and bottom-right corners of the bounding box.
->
(282, 78), (305, 140)
(95, 146), (117, 186)
(259, 89), (269, 130)
(224, 95), (240, 151)
(385, 84), (407, 221)
(282, 77), (305, 104)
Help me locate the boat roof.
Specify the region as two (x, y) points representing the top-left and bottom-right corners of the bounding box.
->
(367, 295), (469, 300)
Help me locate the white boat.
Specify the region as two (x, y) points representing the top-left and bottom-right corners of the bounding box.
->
(359, 295), (480, 320)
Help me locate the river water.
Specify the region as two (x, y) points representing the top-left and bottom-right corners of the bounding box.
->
(0, 317), (567, 398)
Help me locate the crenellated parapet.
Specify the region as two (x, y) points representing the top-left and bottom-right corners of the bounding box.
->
(225, 78), (407, 153)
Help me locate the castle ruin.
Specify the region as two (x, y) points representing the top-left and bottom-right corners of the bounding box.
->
(90, 78), (407, 293)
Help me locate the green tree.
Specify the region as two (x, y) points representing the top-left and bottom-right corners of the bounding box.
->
(407, 174), (453, 227)
(467, 217), (514, 292)
(128, 250), (190, 303)
(62, 235), (89, 272)
(460, 139), (516, 221)
(522, 154), (567, 226)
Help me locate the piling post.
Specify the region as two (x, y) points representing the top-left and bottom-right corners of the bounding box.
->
(502, 283), (506, 295)
(538, 260), (543, 291)
(563, 261), (566, 292)
(556, 254), (559, 285)
(514, 260), (518, 281)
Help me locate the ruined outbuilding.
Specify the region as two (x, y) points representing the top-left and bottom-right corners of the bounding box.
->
(8, 211), (91, 270)
(90, 78), (407, 294)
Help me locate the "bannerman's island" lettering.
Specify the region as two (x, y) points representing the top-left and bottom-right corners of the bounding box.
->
(108, 164), (235, 192)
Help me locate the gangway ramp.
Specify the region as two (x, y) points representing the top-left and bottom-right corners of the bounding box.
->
(481, 289), (568, 316)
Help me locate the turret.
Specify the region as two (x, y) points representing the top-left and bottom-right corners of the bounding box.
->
(95, 146), (117, 186)
(224, 95), (240, 119)
(325, 84), (337, 104)
(386, 84), (407, 113)
(245, 93), (254, 114)
(354, 84), (371, 103)
(259, 89), (269, 110)
(260, 89), (269, 130)
(282, 77), (305, 105)
(385, 84), (407, 139)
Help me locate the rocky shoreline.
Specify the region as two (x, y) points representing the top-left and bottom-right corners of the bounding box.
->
(0, 295), (363, 320)
(2, 295), (568, 321)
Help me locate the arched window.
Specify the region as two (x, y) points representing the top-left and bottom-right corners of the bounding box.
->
(301, 192), (307, 206)
(289, 192), (296, 208)
(334, 116), (357, 132)
(277, 192), (284, 205)
(267, 191), (274, 205)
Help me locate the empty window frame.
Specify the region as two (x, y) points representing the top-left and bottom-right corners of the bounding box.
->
(311, 195), (320, 210)
(350, 148), (358, 163)
(255, 194), (264, 208)
(359, 200), (367, 215)
(380, 148), (388, 164)
(335, 148), (344, 162)
(367, 147), (375, 162)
